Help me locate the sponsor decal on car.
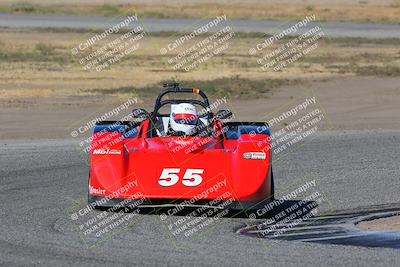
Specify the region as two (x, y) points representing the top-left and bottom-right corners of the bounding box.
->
(93, 149), (122, 155)
(242, 152), (266, 160)
(89, 185), (106, 195)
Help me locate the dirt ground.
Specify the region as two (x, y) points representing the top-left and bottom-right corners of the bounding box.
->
(1, 76), (399, 139)
(358, 215), (400, 232)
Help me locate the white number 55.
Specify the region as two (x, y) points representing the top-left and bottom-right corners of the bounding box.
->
(159, 168), (204, 187)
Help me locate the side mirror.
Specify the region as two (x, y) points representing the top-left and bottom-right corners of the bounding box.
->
(132, 108), (149, 123)
(215, 109), (233, 121)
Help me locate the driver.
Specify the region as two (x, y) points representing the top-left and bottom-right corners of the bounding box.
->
(169, 103), (198, 136)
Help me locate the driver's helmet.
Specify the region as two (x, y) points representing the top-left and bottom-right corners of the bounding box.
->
(170, 103), (198, 135)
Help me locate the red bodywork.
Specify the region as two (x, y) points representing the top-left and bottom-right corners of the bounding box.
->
(89, 118), (272, 208)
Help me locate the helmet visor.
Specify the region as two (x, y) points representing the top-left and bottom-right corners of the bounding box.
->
(173, 113), (198, 125)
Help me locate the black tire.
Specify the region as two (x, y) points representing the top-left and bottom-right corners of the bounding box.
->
(87, 171), (96, 207)
(270, 167), (275, 200)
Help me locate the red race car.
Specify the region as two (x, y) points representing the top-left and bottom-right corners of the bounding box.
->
(88, 83), (273, 211)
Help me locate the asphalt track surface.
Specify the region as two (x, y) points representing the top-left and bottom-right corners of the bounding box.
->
(1, 130), (400, 266)
(1, 13), (400, 38)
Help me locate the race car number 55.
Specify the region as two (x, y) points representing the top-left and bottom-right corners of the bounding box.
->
(159, 168), (204, 187)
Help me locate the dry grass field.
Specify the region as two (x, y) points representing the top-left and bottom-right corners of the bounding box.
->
(0, 28), (399, 105)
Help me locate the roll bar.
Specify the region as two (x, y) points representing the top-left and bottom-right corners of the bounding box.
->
(149, 83), (213, 137)
(151, 83), (212, 122)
